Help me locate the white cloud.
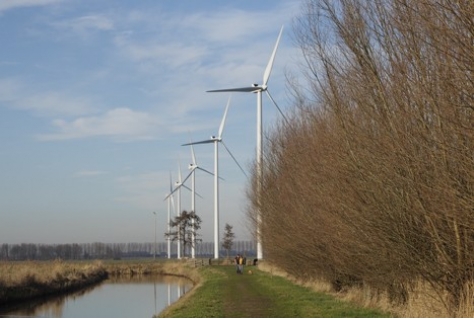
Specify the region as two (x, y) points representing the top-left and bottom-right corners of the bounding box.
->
(52, 14), (114, 34)
(0, 0), (62, 13)
(180, 10), (285, 44)
(0, 77), (21, 102)
(37, 107), (161, 141)
(0, 77), (96, 117)
(118, 40), (207, 68)
(111, 2), (297, 67)
(20, 92), (96, 117)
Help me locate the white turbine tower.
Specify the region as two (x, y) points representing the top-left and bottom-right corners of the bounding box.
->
(207, 26), (285, 260)
(183, 97), (247, 260)
(181, 140), (213, 258)
(163, 172), (176, 259)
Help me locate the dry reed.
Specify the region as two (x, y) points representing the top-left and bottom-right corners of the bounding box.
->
(0, 260), (107, 305)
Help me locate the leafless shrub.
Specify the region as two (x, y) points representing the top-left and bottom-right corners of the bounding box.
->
(247, 0), (474, 316)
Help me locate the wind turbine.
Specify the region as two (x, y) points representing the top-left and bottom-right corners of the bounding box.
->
(183, 96), (247, 259)
(165, 163), (187, 259)
(182, 140), (214, 258)
(165, 162), (202, 258)
(206, 26), (285, 260)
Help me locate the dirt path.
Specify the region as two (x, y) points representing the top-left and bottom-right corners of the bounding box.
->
(221, 266), (274, 318)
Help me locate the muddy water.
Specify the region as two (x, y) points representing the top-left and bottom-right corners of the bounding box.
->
(0, 275), (192, 318)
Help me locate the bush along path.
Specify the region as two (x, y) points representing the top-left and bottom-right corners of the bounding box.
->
(158, 265), (391, 318)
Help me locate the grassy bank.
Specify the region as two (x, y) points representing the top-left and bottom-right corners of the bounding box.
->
(0, 260), (107, 306)
(159, 264), (391, 318)
(0, 259), (201, 309)
(102, 259), (201, 283)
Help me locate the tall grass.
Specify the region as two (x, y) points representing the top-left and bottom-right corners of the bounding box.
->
(0, 260), (107, 305)
(259, 261), (453, 317)
(0, 260), (101, 285)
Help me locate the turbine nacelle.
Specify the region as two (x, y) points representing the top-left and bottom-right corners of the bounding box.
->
(250, 83), (266, 93)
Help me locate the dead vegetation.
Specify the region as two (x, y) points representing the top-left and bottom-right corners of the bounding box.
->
(0, 260), (201, 309)
(247, 0), (474, 317)
(0, 260), (107, 305)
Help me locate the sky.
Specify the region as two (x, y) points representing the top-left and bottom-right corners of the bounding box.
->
(0, 0), (304, 245)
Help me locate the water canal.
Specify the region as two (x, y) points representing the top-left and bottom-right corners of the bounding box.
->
(0, 275), (193, 318)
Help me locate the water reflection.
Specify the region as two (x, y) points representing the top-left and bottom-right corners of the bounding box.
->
(0, 275), (192, 318)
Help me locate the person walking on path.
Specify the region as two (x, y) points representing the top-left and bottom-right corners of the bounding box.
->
(235, 254), (241, 274)
(238, 254), (244, 274)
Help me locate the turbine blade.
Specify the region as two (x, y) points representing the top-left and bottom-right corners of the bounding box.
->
(207, 87), (260, 93)
(266, 89), (290, 125)
(164, 172), (175, 201)
(221, 141), (248, 178)
(196, 166), (214, 176)
(182, 139), (214, 146)
(218, 96), (231, 139)
(191, 143), (197, 165)
(164, 185), (179, 200)
(170, 195), (176, 212)
(181, 170), (193, 187)
(181, 184), (192, 192)
(178, 162), (182, 182)
(263, 25), (284, 87)
(169, 172), (173, 192)
(195, 166), (224, 180)
(187, 133), (197, 165)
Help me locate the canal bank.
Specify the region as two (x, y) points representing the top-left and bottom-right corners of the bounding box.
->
(0, 261), (107, 307)
(0, 260), (201, 312)
(1, 273), (193, 317)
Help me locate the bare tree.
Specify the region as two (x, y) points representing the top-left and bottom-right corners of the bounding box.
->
(166, 210), (202, 258)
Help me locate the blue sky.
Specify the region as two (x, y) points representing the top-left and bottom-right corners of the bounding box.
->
(0, 0), (303, 245)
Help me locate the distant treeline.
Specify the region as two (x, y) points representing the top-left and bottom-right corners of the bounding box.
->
(0, 241), (256, 261)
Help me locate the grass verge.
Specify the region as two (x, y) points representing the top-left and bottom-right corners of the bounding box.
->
(159, 265), (391, 318)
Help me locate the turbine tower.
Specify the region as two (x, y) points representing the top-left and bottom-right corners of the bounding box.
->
(182, 140), (213, 258)
(163, 172), (176, 259)
(206, 26), (285, 260)
(183, 97), (246, 259)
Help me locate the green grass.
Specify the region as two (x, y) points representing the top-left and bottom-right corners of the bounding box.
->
(159, 265), (391, 318)
(159, 266), (227, 318)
